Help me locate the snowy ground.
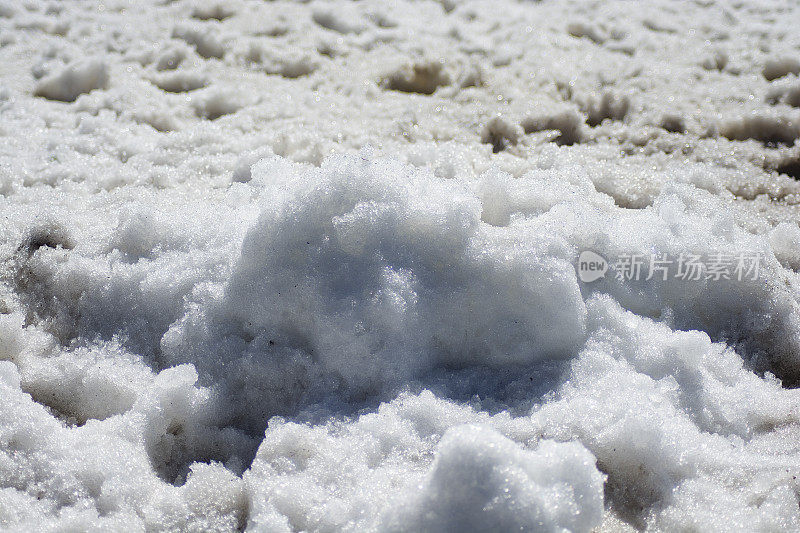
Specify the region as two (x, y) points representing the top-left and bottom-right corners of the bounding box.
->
(2, 0), (800, 531)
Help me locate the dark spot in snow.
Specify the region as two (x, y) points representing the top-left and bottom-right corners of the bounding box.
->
(775, 158), (800, 180)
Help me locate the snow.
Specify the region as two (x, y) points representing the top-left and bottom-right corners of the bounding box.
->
(389, 427), (605, 533)
(33, 59), (108, 103)
(245, 399), (604, 532)
(2, 0), (800, 531)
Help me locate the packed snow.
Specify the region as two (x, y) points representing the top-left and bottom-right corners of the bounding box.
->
(2, 0), (800, 531)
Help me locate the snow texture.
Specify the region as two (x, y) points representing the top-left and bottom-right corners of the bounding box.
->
(2, 0), (800, 531)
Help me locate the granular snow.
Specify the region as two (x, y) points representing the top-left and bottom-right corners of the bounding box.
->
(2, 0), (800, 531)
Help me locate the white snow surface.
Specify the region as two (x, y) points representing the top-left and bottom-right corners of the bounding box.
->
(2, 0), (800, 531)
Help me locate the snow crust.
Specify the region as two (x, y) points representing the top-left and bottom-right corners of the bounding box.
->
(2, 0), (800, 531)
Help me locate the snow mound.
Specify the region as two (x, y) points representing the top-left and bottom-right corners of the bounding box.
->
(390, 426), (604, 533)
(34, 59), (109, 102)
(162, 153), (586, 429)
(244, 392), (603, 532)
(382, 61), (451, 95)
